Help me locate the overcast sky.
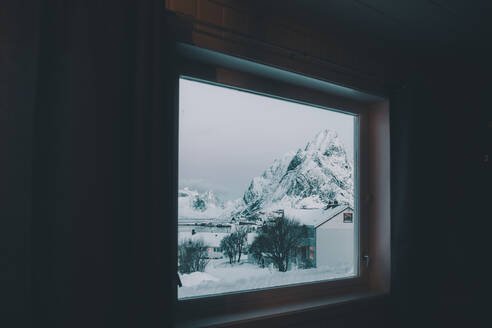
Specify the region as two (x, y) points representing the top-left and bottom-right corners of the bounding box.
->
(179, 78), (355, 201)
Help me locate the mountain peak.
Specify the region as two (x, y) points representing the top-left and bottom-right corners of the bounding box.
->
(237, 129), (353, 217)
(178, 130), (353, 221)
(304, 129), (341, 152)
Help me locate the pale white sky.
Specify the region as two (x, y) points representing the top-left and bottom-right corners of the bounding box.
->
(179, 78), (355, 200)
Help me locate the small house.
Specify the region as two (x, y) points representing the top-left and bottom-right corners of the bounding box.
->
(284, 205), (354, 269)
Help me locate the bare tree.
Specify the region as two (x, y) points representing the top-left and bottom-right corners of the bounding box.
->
(220, 234), (237, 264)
(220, 226), (248, 264)
(250, 215), (307, 272)
(249, 237), (266, 267)
(178, 239), (209, 274)
(234, 226), (247, 262)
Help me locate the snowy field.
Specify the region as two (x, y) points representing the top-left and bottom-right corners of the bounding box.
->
(178, 257), (354, 299)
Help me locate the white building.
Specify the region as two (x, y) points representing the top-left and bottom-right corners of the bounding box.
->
(284, 205), (354, 269)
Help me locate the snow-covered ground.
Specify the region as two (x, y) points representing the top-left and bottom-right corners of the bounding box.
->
(178, 257), (354, 299)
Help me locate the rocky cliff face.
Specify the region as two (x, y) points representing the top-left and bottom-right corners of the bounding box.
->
(237, 129), (354, 218)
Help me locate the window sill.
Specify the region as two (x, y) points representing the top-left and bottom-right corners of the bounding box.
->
(175, 290), (388, 328)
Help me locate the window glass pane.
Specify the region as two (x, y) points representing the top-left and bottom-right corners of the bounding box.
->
(178, 77), (357, 299)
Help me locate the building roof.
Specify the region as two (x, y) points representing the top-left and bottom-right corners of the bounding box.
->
(283, 205), (352, 228)
(178, 231), (257, 248)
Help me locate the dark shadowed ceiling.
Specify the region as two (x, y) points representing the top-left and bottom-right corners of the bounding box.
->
(252, 0), (492, 55)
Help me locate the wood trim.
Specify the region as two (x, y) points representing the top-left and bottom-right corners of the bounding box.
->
(368, 100), (391, 293)
(177, 291), (386, 328)
(164, 10), (389, 97)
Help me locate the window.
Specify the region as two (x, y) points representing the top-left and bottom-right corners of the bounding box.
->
(178, 77), (357, 299)
(174, 43), (390, 326)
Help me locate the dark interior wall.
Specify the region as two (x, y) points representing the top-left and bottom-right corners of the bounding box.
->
(3, 1), (176, 327)
(31, 2), (136, 325)
(3, 1), (491, 328)
(2, 1), (41, 327)
(391, 53), (492, 327)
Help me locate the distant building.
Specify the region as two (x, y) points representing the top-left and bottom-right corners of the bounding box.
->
(179, 205), (354, 268)
(178, 232), (227, 259)
(178, 231), (257, 259)
(284, 205), (354, 268)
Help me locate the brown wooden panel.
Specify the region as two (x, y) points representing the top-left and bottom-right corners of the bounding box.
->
(167, 0), (196, 16)
(197, 0), (224, 25)
(222, 7), (249, 33)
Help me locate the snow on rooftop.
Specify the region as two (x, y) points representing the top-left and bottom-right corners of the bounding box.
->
(284, 205), (351, 227)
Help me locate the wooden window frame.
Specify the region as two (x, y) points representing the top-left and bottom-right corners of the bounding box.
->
(172, 43), (390, 327)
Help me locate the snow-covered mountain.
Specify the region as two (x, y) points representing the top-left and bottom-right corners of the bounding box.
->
(178, 187), (226, 219)
(233, 129), (353, 218)
(179, 129), (353, 221)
